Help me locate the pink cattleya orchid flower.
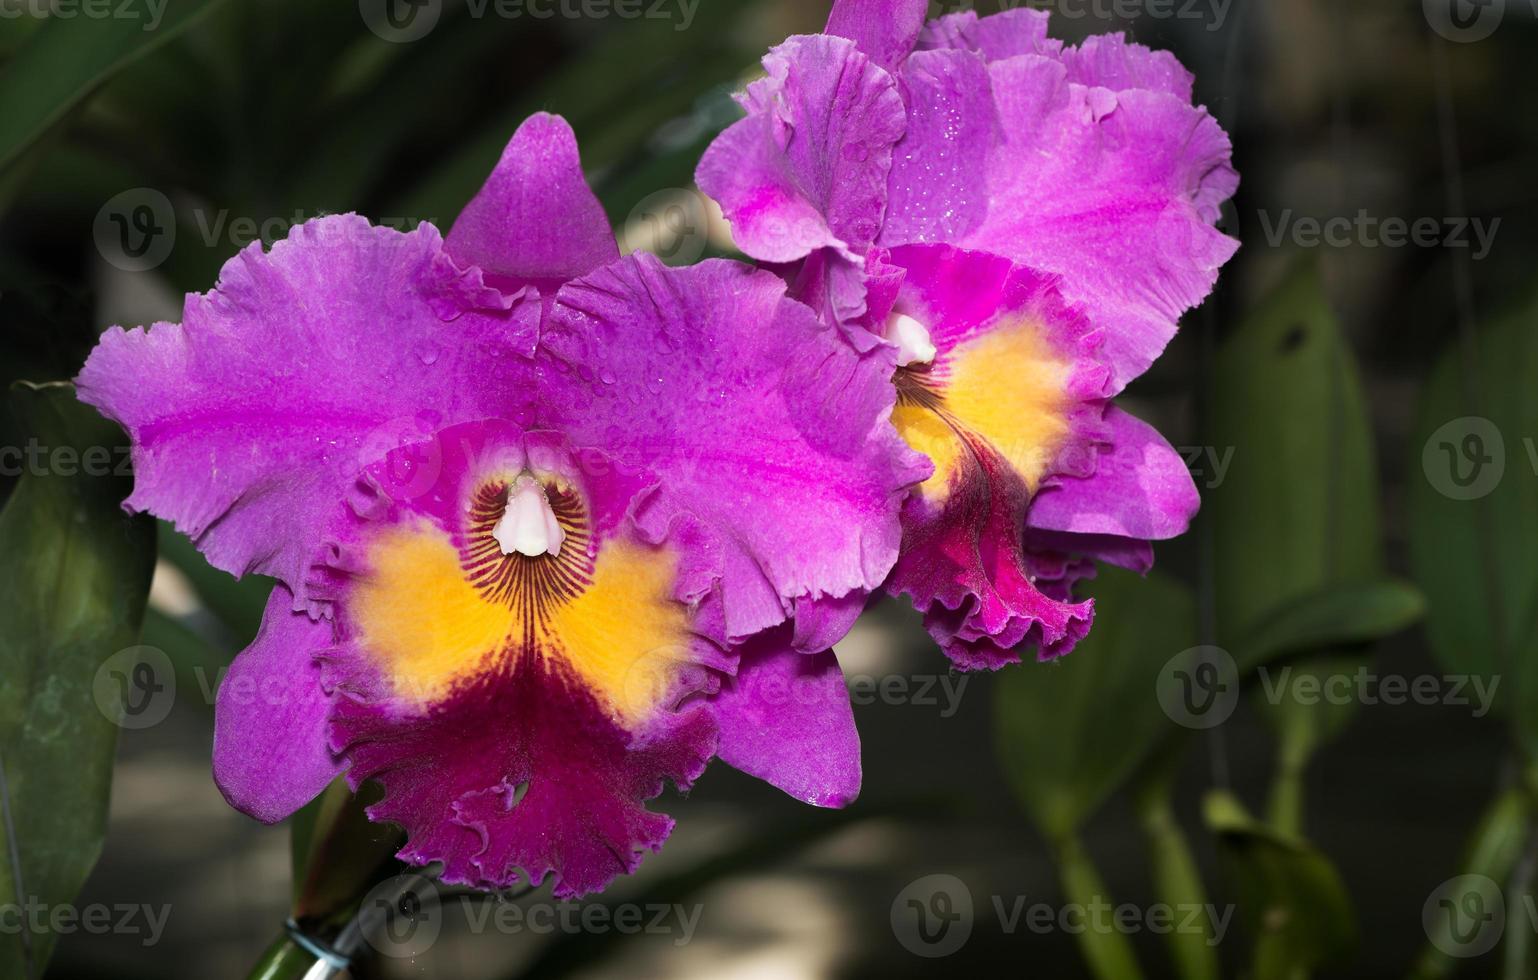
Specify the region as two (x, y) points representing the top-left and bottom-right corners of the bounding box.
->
(697, 1), (1239, 667)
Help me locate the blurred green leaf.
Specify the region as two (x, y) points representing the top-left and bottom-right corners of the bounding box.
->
(1408, 292), (1538, 744)
(1209, 261), (1382, 641)
(0, 0), (233, 176)
(994, 567), (1196, 842)
(1132, 752), (1219, 980)
(1056, 834), (1146, 980)
(1210, 263), (1412, 837)
(1232, 580), (1426, 675)
(1205, 790), (1357, 979)
(1255, 651), (1367, 836)
(0, 382), (155, 978)
(1411, 787), (1531, 980)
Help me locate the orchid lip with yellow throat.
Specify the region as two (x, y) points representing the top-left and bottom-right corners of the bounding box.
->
(886, 305), (1080, 507)
(876, 243), (1115, 671)
(336, 425), (712, 730)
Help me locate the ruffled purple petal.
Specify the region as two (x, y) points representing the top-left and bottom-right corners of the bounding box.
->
(1029, 405), (1200, 541)
(917, 8), (1058, 61)
(699, 10), (1238, 391)
(893, 454), (1095, 670)
(925, 13), (1190, 99)
(76, 217), (535, 598)
(711, 634), (860, 807)
(212, 583), (345, 823)
(444, 112), (617, 292)
(696, 34), (905, 264)
(1058, 32), (1195, 100)
(1026, 528), (1155, 576)
(541, 254), (926, 643)
(955, 54), (1238, 391)
(825, 0), (928, 71)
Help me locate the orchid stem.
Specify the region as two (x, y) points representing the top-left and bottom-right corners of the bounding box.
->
(1055, 833), (1146, 980)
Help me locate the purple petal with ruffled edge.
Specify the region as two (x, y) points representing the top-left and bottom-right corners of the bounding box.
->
(711, 633), (860, 807)
(1058, 33), (1195, 100)
(1029, 405), (1199, 541)
(696, 34), (904, 266)
(950, 52), (1238, 391)
(213, 583), (345, 823)
(701, 9), (1237, 390)
(444, 112), (617, 293)
(541, 254), (927, 643)
(308, 253), (915, 897)
(76, 217), (532, 598)
(825, 0), (927, 71)
(917, 8), (1058, 61)
(923, 12), (1189, 98)
(1027, 528), (1155, 576)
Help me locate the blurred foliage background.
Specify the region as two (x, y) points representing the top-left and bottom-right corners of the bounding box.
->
(1, 0), (1536, 977)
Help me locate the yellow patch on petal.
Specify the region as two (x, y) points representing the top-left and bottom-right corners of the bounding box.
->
(894, 315), (1075, 502)
(549, 542), (692, 724)
(891, 399), (965, 501)
(351, 520), (690, 726)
